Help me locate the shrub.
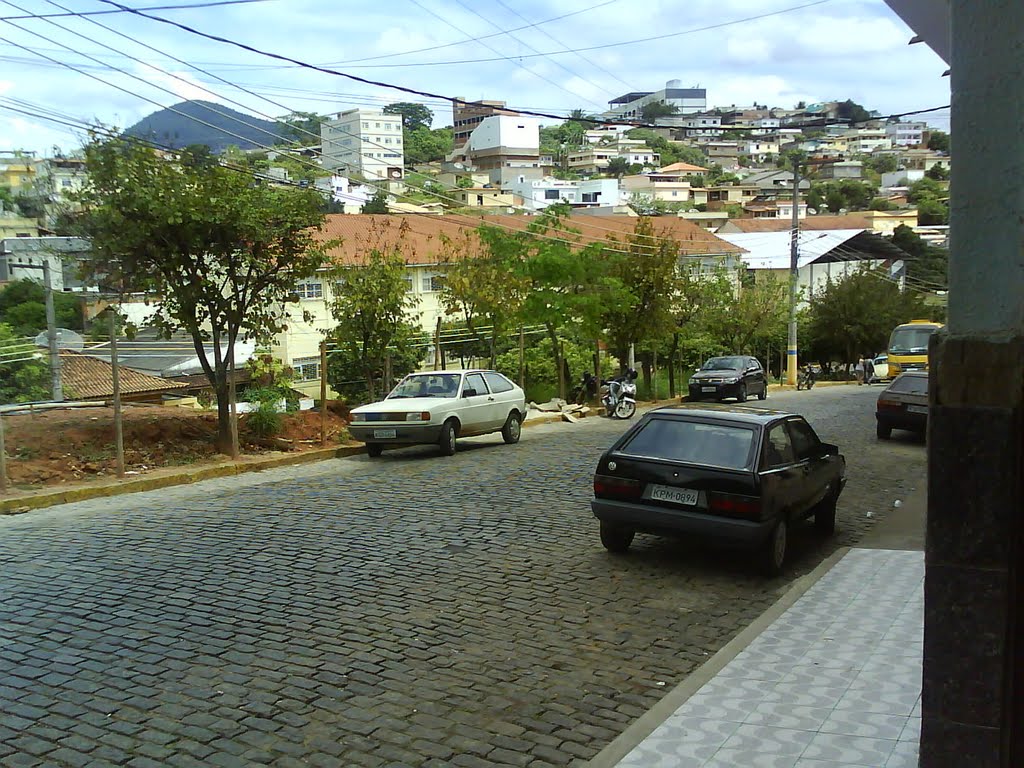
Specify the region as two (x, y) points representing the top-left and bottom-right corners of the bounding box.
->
(247, 400), (282, 438)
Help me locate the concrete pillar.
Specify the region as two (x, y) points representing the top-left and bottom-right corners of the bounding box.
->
(921, 2), (1024, 766)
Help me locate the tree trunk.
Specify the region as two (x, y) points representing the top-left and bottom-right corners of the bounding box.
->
(641, 357), (652, 396)
(489, 330), (497, 369)
(215, 379), (232, 455)
(546, 326), (564, 401)
(668, 333), (679, 397)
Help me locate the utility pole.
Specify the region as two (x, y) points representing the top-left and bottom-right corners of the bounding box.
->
(110, 311), (125, 477)
(42, 262), (63, 401)
(786, 156), (801, 386)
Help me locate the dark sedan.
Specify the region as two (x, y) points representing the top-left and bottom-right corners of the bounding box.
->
(876, 371), (928, 440)
(591, 405), (846, 575)
(688, 355), (768, 402)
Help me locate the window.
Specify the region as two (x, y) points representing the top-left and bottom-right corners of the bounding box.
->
(403, 275), (414, 292)
(889, 374), (929, 395)
(421, 273), (444, 292)
(483, 372), (514, 394)
(620, 419), (755, 470)
(384, 138), (391, 144)
(787, 419), (821, 461)
(295, 281), (323, 300)
(375, 122), (381, 128)
(362, 122), (369, 129)
(61, 179), (73, 187)
(764, 423), (796, 468)
(581, 192), (598, 203)
(544, 189), (561, 200)
(464, 373), (488, 395)
(292, 356), (321, 382)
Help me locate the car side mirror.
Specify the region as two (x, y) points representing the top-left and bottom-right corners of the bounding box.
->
(463, 388), (477, 398)
(821, 442), (839, 456)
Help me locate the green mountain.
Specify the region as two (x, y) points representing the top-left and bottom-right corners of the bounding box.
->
(123, 100), (290, 153)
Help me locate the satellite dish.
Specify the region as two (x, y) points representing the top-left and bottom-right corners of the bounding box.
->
(35, 328), (84, 351)
(808, 207), (818, 215)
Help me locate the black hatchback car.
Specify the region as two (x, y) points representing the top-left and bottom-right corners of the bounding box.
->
(876, 371), (928, 439)
(591, 405), (846, 574)
(688, 355), (768, 402)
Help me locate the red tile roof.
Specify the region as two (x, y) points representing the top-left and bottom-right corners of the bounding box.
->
(312, 213), (743, 266)
(59, 350), (188, 401)
(721, 214), (871, 233)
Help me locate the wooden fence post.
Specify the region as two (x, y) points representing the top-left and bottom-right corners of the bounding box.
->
(111, 312), (125, 477)
(0, 411), (7, 493)
(320, 340), (328, 446)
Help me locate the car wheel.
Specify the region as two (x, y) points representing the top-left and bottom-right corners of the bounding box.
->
(876, 422), (892, 440)
(761, 518), (788, 576)
(600, 521), (634, 554)
(814, 486), (838, 535)
(438, 419), (457, 456)
(501, 411), (522, 444)
(758, 383), (767, 400)
(367, 444), (383, 458)
(614, 399), (636, 419)
(737, 383), (747, 403)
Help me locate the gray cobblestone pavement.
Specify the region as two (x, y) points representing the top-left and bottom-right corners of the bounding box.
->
(0, 386), (925, 767)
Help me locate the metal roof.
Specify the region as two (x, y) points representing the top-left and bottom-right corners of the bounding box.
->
(716, 229), (907, 271)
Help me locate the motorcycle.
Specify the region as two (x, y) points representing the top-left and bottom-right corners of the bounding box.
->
(796, 368), (816, 390)
(570, 372), (598, 405)
(601, 369), (638, 419)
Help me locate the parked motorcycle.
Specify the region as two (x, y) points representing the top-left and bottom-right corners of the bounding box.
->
(796, 367), (816, 391)
(570, 372), (598, 405)
(601, 369), (638, 419)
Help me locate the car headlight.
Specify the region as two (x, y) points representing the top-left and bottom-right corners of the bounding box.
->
(725, 377), (740, 384)
(351, 413), (366, 422)
(406, 411), (431, 422)
(689, 378), (699, 385)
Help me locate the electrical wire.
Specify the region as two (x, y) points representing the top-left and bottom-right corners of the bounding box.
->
(0, 0), (273, 22)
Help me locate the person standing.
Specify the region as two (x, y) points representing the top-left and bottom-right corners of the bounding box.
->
(855, 356), (865, 385)
(863, 355), (874, 385)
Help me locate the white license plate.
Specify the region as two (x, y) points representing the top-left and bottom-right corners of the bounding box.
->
(648, 485), (700, 506)
(906, 405), (927, 414)
(373, 429), (397, 439)
(701, 386), (717, 393)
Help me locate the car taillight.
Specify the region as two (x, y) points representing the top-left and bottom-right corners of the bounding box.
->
(593, 474), (643, 500)
(877, 399), (903, 411)
(708, 492), (762, 520)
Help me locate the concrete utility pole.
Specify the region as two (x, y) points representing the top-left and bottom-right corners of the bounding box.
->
(42, 262), (63, 402)
(786, 157), (801, 386)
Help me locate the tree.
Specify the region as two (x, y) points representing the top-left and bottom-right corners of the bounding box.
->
(703, 272), (789, 354)
(836, 99), (872, 125)
(891, 224), (948, 287)
(279, 111), (327, 144)
(383, 102), (434, 132)
(361, 189), (389, 213)
(404, 126), (453, 166)
(926, 130), (950, 153)
(77, 138), (328, 453)
(0, 279), (84, 336)
(0, 322), (50, 404)
(326, 228), (420, 402)
(624, 128), (706, 168)
(640, 102), (679, 122)
(863, 153), (898, 174)
(925, 165), (950, 181)
(809, 179), (878, 213)
(906, 177), (949, 225)
(805, 266), (929, 364)
(605, 157), (632, 178)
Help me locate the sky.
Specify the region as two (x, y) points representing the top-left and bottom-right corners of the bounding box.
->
(0, 0), (951, 156)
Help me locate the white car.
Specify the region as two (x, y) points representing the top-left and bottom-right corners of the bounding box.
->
(348, 370), (527, 457)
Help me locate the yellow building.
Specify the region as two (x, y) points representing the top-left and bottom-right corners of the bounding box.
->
(0, 155), (36, 191)
(0, 211), (39, 239)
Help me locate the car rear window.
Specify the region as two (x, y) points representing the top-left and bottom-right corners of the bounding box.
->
(889, 375), (928, 395)
(619, 418), (755, 469)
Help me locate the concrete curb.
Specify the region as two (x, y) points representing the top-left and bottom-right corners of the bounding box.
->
(0, 406), (601, 515)
(585, 546), (852, 768)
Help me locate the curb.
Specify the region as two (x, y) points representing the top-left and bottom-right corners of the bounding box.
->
(0, 406), (601, 515)
(585, 546), (852, 768)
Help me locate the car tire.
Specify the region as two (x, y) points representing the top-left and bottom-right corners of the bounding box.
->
(758, 383), (767, 400)
(876, 422), (892, 440)
(814, 486), (838, 535)
(737, 383), (747, 403)
(501, 411), (522, 444)
(438, 419), (457, 456)
(761, 518), (788, 576)
(600, 521), (634, 554)
(366, 444), (383, 458)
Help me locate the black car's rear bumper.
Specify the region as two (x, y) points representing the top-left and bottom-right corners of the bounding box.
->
(876, 412), (927, 433)
(591, 498), (776, 548)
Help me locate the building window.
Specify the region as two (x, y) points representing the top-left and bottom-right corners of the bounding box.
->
(421, 273), (444, 292)
(362, 122), (369, 129)
(292, 356), (321, 382)
(295, 281), (324, 300)
(375, 122), (381, 128)
(544, 189), (560, 200)
(404, 275), (414, 292)
(582, 192), (598, 203)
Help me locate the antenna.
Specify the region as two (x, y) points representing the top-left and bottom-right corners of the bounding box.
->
(35, 328), (84, 352)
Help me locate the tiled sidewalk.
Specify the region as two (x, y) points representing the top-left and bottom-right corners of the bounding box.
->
(614, 549), (924, 768)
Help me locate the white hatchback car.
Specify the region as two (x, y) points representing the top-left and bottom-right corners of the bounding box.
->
(348, 370), (527, 457)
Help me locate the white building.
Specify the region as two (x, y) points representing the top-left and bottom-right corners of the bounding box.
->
(604, 80), (706, 121)
(505, 177), (621, 211)
(885, 121), (928, 147)
(679, 113), (723, 138)
(315, 175), (374, 213)
(844, 129), (893, 154)
(451, 115), (544, 188)
(320, 109), (404, 182)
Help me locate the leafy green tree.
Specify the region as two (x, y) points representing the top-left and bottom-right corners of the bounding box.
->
(891, 224), (948, 287)
(361, 189), (389, 213)
(0, 185), (14, 211)
(404, 126), (453, 165)
(0, 322), (49, 404)
(624, 128), (705, 168)
(926, 130), (950, 153)
(279, 111), (327, 144)
(325, 332), (422, 402)
(640, 102), (679, 122)
(870, 197), (897, 211)
(77, 137), (328, 454)
(805, 266), (929, 364)
(836, 99), (872, 124)
(604, 157), (633, 178)
(0, 279), (84, 336)
(862, 153), (898, 174)
(907, 177), (948, 224)
(327, 236), (420, 402)
(925, 165), (949, 181)
(702, 272), (789, 354)
(383, 102), (434, 132)
(809, 179), (878, 212)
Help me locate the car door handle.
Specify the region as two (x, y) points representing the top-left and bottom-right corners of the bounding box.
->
(487, 397), (495, 401)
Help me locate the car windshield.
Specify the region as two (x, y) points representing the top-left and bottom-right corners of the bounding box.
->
(888, 374), (929, 395)
(889, 325), (939, 355)
(387, 373), (462, 399)
(620, 418), (756, 470)
(702, 356), (745, 371)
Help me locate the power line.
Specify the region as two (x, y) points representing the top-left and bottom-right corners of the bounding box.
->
(0, 0), (273, 22)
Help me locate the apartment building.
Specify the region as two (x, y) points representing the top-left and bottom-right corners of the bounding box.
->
(604, 80), (706, 121)
(884, 120), (928, 147)
(320, 109), (404, 182)
(451, 98), (514, 149)
(450, 115), (546, 188)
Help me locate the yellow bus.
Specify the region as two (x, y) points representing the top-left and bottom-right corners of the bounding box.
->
(887, 320), (944, 377)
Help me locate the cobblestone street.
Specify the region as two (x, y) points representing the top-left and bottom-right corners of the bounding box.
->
(0, 386), (926, 768)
